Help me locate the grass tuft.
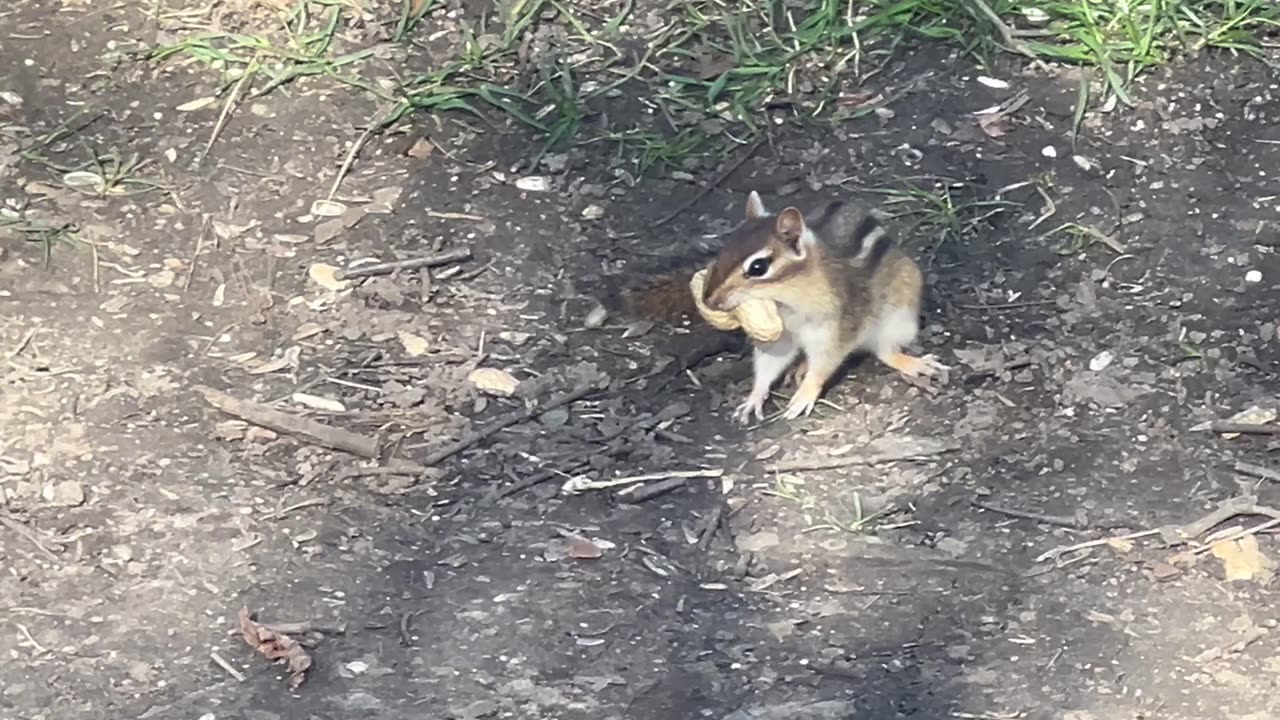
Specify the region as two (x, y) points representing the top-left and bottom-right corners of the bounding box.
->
(148, 0), (1280, 179)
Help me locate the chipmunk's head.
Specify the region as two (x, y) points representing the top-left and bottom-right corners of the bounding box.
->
(701, 191), (820, 312)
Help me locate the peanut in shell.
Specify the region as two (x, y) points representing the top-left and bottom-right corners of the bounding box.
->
(688, 269), (784, 343)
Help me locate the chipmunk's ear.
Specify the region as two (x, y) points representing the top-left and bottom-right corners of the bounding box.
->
(745, 191), (767, 220)
(775, 207), (810, 256)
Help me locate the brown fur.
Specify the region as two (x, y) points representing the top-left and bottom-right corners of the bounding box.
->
(621, 270), (699, 322)
(621, 197), (908, 332)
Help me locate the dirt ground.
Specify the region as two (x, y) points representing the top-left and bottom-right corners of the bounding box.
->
(2, 2), (1280, 719)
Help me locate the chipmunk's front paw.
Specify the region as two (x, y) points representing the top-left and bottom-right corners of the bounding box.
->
(733, 391), (768, 425)
(780, 385), (821, 420)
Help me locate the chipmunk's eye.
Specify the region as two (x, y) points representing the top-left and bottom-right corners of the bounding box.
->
(745, 257), (771, 278)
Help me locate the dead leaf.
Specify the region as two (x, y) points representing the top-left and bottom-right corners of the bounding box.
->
(309, 199), (347, 217)
(371, 186), (402, 207)
(291, 323), (325, 341)
(1223, 406), (1277, 439)
(1149, 561), (1182, 582)
(291, 393), (345, 412)
(565, 534), (603, 559)
(176, 96), (218, 112)
(696, 54), (736, 79)
(238, 607), (312, 689)
(621, 320), (652, 338)
(313, 218), (345, 244)
(398, 330), (429, 357)
(308, 263), (350, 291)
(978, 113), (1011, 138)
(1211, 535), (1274, 583)
(247, 347), (301, 376)
(468, 368), (519, 396)
(405, 137), (435, 159)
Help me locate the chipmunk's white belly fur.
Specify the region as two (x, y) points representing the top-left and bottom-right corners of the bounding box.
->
(860, 306), (920, 355)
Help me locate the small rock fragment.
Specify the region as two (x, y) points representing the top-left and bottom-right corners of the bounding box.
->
(583, 304), (609, 328)
(43, 480), (85, 507)
(515, 176), (550, 192)
(468, 368), (520, 396)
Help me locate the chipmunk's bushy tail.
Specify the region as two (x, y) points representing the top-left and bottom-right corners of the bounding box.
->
(620, 270), (700, 323)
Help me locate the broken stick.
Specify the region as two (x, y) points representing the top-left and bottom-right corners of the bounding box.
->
(1034, 495), (1280, 563)
(196, 385), (379, 458)
(339, 247), (472, 281)
(422, 381), (603, 468)
(1208, 422), (1280, 436)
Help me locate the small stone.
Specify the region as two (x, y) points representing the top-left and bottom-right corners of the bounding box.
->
(583, 304), (608, 329)
(581, 204), (605, 220)
(936, 536), (968, 556)
(515, 176), (550, 192)
(1041, 145), (1058, 158)
(736, 531), (780, 552)
(43, 480), (85, 507)
(1245, 269), (1262, 283)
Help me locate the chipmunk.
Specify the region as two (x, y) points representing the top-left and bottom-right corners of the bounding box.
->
(620, 193), (944, 423)
(700, 192), (945, 423)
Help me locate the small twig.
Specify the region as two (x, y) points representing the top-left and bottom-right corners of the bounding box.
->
(338, 247), (473, 281)
(335, 461), (429, 481)
(398, 611), (417, 647)
(1179, 497), (1280, 538)
(1028, 184), (1056, 230)
(262, 620), (346, 635)
(1236, 461), (1280, 484)
(89, 239), (100, 294)
(262, 498), (329, 521)
(1034, 529), (1161, 564)
(210, 651), (246, 682)
(422, 381), (604, 468)
(563, 468), (723, 495)
(426, 210), (486, 222)
(8, 325), (40, 360)
(618, 477), (695, 503)
(952, 300), (1054, 311)
(200, 56), (259, 165)
(14, 623), (49, 655)
(1035, 496), (1280, 563)
(1192, 517), (1280, 556)
(0, 512), (61, 562)
(1191, 626), (1267, 663)
(184, 215), (209, 291)
(653, 133), (766, 227)
(480, 461), (590, 505)
(196, 385), (380, 458)
(696, 502), (727, 552)
(765, 438), (958, 473)
(966, 0), (1054, 71)
(972, 499), (1081, 529)
(328, 109), (391, 201)
(1210, 422), (1280, 436)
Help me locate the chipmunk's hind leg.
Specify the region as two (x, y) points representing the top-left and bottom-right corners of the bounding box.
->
(871, 306), (946, 378)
